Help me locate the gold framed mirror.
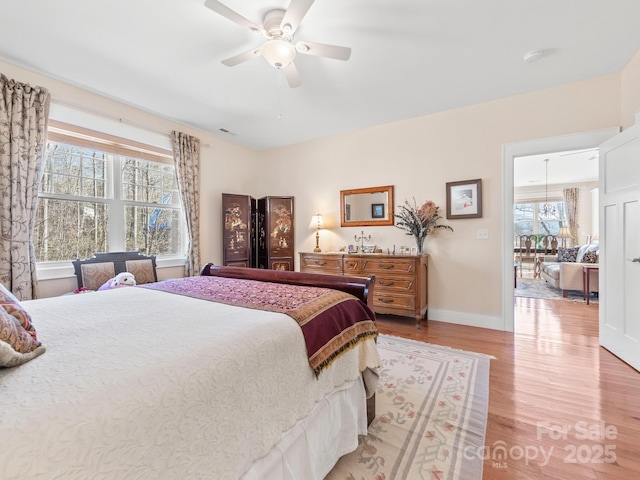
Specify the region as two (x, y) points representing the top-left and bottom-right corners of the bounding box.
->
(340, 185), (395, 227)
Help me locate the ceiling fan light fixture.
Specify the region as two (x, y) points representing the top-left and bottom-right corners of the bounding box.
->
(262, 37), (296, 69)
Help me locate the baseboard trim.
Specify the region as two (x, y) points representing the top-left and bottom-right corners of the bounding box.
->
(427, 309), (505, 331)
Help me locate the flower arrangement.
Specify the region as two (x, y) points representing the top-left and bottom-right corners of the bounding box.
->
(394, 199), (453, 253)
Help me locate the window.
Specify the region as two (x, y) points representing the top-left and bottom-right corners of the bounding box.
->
(514, 201), (565, 246)
(34, 132), (184, 263)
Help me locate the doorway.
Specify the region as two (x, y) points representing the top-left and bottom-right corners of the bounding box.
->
(513, 149), (598, 300)
(501, 128), (619, 332)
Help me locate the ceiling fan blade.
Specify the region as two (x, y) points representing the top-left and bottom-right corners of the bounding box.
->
(221, 47), (262, 67)
(280, 0), (315, 35)
(282, 62), (302, 88)
(295, 41), (351, 61)
(204, 0), (263, 32)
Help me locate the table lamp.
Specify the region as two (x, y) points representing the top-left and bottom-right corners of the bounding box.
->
(309, 214), (324, 252)
(557, 226), (573, 248)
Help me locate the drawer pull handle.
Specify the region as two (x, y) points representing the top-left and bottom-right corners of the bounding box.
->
(379, 280), (395, 286)
(378, 264), (394, 269)
(314, 260), (327, 266)
(377, 297), (394, 304)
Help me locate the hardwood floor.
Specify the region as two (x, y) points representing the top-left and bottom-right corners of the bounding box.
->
(375, 298), (640, 479)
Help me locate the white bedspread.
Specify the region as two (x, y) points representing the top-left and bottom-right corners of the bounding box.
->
(0, 287), (380, 479)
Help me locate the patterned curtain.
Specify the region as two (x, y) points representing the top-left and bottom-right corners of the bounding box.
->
(0, 74), (50, 300)
(563, 187), (579, 245)
(171, 131), (201, 276)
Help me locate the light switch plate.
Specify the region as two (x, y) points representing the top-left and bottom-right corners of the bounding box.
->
(477, 229), (489, 240)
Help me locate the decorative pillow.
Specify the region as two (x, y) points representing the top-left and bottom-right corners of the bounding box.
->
(576, 243), (600, 263)
(0, 306), (45, 367)
(582, 250), (599, 264)
(125, 259), (156, 285)
(80, 262), (116, 291)
(0, 283), (38, 341)
(557, 247), (580, 263)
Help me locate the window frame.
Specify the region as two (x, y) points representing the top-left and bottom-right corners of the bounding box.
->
(36, 122), (187, 279)
(514, 200), (565, 246)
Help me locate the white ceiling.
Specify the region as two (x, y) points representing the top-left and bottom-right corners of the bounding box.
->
(514, 148), (599, 188)
(2, 0), (640, 151)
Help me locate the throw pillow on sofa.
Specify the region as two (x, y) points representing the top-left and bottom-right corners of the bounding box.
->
(582, 250), (599, 263)
(576, 243), (599, 263)
(557, 247), (580, 262)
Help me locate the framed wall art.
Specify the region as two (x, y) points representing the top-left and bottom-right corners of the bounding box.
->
(371, 203), (385, 219)
(446, 178), (482, 219)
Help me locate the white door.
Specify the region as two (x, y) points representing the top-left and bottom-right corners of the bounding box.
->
(599, 122), (640, 371)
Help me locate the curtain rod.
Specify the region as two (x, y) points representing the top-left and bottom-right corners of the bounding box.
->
(51, 98), (172, 138)
(51, 98), (211, 147)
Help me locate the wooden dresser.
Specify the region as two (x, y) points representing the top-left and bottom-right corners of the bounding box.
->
(299, 252), (428, 327)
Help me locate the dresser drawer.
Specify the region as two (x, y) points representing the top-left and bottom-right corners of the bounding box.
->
(375, 276), (415, 294)
(361, 257), (416, 275)
(299, 254), (343, 274)
(343, 257), (361, 274)
(373, 293), (415, 310)
(299, 252), (428, 328)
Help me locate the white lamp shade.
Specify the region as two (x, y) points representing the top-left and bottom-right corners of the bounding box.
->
(261, 37), (296, 68)
(557, 227), (573, 239)
(309, 214), (324, 230)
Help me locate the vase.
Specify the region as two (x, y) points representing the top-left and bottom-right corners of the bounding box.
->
(415, 236), (426, 255)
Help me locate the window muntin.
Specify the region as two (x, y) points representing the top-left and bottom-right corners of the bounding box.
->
(514, 201), (565, 246)
(122, 158), (180, 205)
(40, 143), (108, 198)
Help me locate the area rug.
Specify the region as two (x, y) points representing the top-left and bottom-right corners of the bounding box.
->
(514, 277), (598, 303)
(326, 335), (490, 480)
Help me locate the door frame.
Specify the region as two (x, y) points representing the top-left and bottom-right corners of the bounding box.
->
(501, 128), (619, 332)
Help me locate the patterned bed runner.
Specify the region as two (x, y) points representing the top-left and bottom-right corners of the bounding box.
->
(140, 276), (378, 374)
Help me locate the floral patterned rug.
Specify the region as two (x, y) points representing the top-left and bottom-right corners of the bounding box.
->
(326, 335), (490, 480)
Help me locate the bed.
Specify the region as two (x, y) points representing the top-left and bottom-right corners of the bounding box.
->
(0, 265), (380, 479)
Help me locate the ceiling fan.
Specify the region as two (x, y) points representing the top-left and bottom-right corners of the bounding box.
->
(204, 0), (351, 88)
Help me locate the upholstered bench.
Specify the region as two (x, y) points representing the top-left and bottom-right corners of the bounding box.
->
(72, 251), (158, 291)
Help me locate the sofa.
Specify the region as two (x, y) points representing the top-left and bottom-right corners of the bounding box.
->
(539, 244), (599, 297)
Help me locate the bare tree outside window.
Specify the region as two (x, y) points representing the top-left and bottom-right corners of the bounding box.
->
(122, 158), (182, 255)
(34, 144), (109, 261)
(514, 201), (564, 247)
(34, 141), (184, 262)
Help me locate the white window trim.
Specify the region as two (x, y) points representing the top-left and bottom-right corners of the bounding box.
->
(36, 122), (188, 279)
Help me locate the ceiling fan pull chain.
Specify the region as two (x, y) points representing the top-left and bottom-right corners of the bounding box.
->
(276, 70), (283, 120)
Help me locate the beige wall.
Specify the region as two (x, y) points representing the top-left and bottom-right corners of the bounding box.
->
(621, 48), (640, 128)
(260, 74), (621, 328)
(4, 48), (640, 326)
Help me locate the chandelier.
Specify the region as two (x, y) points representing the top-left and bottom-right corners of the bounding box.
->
(542, 158), (557, 218)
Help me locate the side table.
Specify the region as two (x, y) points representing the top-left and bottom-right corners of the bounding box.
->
(582, 264), (599, 305)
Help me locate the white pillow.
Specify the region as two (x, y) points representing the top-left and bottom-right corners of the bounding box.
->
(576, 244), (599, 263)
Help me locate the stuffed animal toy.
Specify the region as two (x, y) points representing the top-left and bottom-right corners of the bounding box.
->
(98, 272), (137, 291)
